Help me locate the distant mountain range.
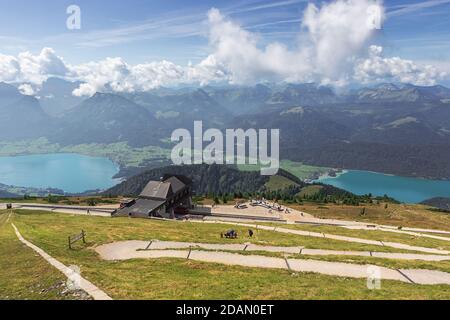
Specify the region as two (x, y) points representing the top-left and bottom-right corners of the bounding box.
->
(52, 92), (164, 147)
(2, 78), (450, 179)
(0, 84), (50, 140)
(38, 77), (84, 116)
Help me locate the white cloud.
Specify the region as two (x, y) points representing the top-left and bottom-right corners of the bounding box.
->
(0, 47), (68, 86)
(70, 58), (188, 96)
(199, 8), (311, 84)
(187, 54), (229, 85)
(197, 0), (387, 86)
(18, 83), (36, 96)
(0, 54), (20, 82)
(0, 0), (447, 96)
(354, 45), (447, 86)
(302, 0), (385, 82)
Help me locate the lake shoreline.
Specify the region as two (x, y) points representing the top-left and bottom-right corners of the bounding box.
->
(2, 151), (450, 202)
(0, 153), (121, 195)
(316, 169), (450, 204)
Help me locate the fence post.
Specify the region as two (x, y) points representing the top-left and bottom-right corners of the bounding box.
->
(68, 236), (72, 250)
(82, 230), (86, 243)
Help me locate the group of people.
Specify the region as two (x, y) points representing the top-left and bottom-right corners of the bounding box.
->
(251, 199), (290, 214)
(221, 229), (254, 239)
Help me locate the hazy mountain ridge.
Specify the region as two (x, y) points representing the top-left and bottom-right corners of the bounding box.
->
(0, 86), (50, 141)
(50, 92), (164, 147)
(38, 77), (85, 116)
(2, 79), (450, 179)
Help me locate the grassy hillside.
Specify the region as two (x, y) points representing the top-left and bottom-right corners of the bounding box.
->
(298, 185), (323, 197)
(280, 160), (331, 180)
(5, 209), (450, 299)
(265, 175), (299, 191)
(104, 164), (302, 197)
(285, 202), (450, 231)
(0, 211), (85, 300)
(238, 159), (330, 180)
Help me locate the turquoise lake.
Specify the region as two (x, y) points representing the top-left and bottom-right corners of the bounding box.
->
(1, 153), (450, 202)
(317, 170), (450, 204)
(0, 153), (120, 193)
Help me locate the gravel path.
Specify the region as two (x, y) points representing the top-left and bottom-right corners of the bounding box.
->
(12, 203), (113, 217)
(197, 220), (450, 255)
(95, 241), (450, 285)
(95, 240), (450, 262)
(341, 225), (450, 242)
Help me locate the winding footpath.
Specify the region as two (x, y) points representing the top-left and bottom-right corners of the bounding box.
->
(98, 240), (450, 262)
(198, 220), (450, 255)
(96, 240), (450, 286)
(341, 225), (450, 242)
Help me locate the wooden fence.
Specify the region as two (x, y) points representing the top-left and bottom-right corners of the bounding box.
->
(68, 230), (86, 249)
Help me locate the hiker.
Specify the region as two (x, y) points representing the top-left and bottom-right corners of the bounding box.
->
(225, 229), (237, 239)
(248, 229), (254, 238)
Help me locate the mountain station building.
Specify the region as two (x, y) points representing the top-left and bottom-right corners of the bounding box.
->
(113, 174), (193, 219)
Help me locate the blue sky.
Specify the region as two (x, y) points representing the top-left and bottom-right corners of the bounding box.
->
(0, 0), (449, 64)
(0, 0), (450, 92)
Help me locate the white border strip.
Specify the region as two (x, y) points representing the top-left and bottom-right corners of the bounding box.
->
(11, 223), (112, 300)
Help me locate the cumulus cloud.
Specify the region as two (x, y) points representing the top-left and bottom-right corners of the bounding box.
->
(70, 58), (189, 96)
(0, 54), (20, 82)
(354, 46), (447, 86)
(302, 0), (385, 83)
(187, 54), (229, 85)
(199, 0), (385, 86)
(0, 0), (447, 96)
(200, 8), (311, 84)
(0, 47), (68, 85)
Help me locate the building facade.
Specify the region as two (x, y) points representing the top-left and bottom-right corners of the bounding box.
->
(113, 174), (193, 219)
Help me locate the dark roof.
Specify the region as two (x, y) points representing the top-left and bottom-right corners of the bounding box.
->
(139, 181), (173, 200)
(115, 198), (165, 216)
(162, 174), (192, 186)
(164, 176), (186, 194)
(139, 174), (191, 200)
